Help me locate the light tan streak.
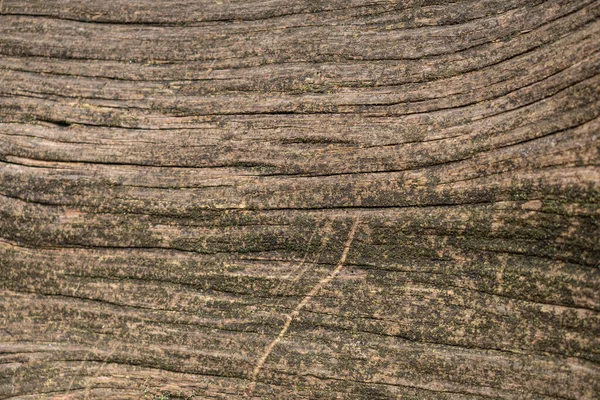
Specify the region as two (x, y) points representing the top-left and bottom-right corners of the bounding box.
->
(246, 217), (360, 397)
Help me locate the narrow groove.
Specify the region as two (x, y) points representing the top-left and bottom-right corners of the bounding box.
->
(246, 218), (360, 396)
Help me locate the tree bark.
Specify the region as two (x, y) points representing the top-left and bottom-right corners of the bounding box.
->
(1, 0), (599, 399)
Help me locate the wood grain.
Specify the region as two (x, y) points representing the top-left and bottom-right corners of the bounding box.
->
(0, 1), (599, 399)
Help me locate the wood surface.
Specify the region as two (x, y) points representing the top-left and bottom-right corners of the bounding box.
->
(0, 0), (599, 399)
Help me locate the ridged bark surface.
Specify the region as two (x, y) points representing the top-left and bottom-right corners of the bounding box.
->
(1, 1), (599, 399)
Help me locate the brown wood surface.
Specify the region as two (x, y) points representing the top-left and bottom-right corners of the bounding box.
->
(1, 1), (599, 399)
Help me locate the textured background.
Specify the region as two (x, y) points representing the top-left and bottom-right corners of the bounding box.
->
(0, 1), (599, 399)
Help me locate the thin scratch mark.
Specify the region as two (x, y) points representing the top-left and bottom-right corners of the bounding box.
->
(246, 217), (360, 397)
(287, 218), (334, 290)
(274, 217), (334, 297)
(83, 343), (120, 400)
(0, 70), (11, 85)
(273, 218), (322, 296)
(64, 336), (104, 398)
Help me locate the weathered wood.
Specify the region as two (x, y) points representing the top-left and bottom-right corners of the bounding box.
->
(0, 0), (599, 399)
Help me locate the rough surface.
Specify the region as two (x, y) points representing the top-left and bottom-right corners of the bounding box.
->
(0, 1), (599, 399)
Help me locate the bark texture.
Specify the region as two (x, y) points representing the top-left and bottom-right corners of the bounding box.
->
(1, 0), (599, 399)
